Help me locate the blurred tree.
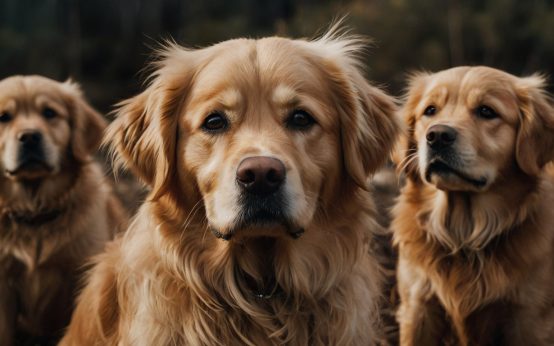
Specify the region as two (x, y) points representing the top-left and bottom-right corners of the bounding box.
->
(0, 0), (552, 113)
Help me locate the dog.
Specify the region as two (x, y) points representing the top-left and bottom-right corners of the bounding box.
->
(0, 75), (127, 345)
(60, 27), (401, 346)
(392, 66), (554, 345)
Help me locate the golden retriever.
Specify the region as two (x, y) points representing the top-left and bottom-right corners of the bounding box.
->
(60, 27), (401, 346)
(393, 66), (554, 345)
(0, 75), (127, 345)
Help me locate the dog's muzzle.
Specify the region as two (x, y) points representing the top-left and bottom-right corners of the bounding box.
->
(5, 130), (52, 178)
(210, 156), (304, 240)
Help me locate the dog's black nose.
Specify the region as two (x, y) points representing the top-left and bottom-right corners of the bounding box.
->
(18, 130), (43, 148)
(426, 125), (457, 150)
(236, 156), (286, 195)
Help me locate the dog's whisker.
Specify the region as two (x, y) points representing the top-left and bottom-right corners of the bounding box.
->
(397, 153), (418, 180)
(397, 152), (417, 172)
(180, 199), (203, 229)
(178, 199), (204, 244)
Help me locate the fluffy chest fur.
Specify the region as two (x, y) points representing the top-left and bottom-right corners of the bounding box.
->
(394, 176), (554, 344)
(76, 199), (383, 346)
(0, 164), (111, 269)
(0, 163), (124, 343)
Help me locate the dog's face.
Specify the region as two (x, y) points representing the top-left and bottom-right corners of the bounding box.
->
(109, 36), (399, 240)
(0, 76), (106, 182)
(182, 42), (343, 239)
(399, 66), (554, 192)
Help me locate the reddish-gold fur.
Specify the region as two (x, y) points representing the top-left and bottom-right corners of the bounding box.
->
(393, 66), (554, 345)
(61, 28), (400, 345)
(0, 76), (127, 345)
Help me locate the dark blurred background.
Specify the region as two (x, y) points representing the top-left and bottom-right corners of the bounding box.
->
(3, 2), (552, 343)
(1, 0), (553, 114)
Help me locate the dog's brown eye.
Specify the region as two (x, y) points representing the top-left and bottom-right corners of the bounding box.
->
(286, 110), (315, 130)
(202, 112), (229, 133)
(475, 105), (498, 119)
(423, 105), (437, 116)
(0, 111), (12, 123)
(42, 107), (57, 119)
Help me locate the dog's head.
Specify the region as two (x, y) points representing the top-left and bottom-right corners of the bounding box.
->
(0, 76), (106, 182)
(108, 32), (399, 240)
(397, 66), (554, 192)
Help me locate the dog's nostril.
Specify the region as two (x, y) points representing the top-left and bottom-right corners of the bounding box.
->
(237, 169), (256, 185)
(426, 132), (436, 142)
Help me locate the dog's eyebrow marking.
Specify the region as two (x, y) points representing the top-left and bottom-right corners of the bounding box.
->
(35, 95), (65, 113)
(272, 84), (298, 106)
(217, 89), (242, 109)
(427, 86), (448, 106)
(0, 99), (16, 112)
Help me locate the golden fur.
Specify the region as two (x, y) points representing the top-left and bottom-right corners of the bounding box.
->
(0, 76), (127, 345)
(61, 27), (400, 346)
(393, 66), (554, 345)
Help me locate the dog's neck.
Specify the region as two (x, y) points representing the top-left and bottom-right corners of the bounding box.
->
(230, 237), (283, 300)
(421, 168), (540, 252)
(154, 185), (372, 302)
(0, 177), (76, 226)
(145, 186), (379, 344)
(0, 160), (83, 215)
(0, 161), (102, 271)
(1, 206), (65, 227)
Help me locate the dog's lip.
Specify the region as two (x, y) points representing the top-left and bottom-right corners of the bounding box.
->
(210, 227), (234, 241)
(210, 222), (304, 241)
(5, 160), (53, 177)
(425, 159), (487, 188)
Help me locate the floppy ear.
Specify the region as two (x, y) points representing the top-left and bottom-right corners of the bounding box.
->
(515, 75), (554, 176)
(314, 32), (401, 187)
(105, 45), (194, 199)
(340, 76), (401, 187)
(392, 72), (430, 181)
(62, 80), (107, 162)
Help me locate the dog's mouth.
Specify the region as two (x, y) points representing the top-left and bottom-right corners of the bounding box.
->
(5, 159), (53, 180)
(211, 192), (304, 241)
(425, 159), (487, 188)
(210, 213), (304, 241)
(209, 189), (307, 241)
